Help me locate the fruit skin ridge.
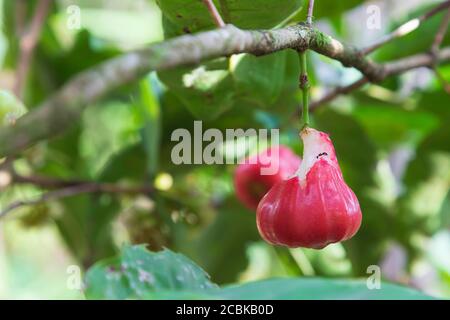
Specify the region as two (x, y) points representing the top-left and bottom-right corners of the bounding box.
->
(234, 145), (301, 210)
(256, 128), (362, 249)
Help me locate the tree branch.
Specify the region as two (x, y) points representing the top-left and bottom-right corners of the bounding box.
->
(362, 0), (450, 55)
(310, 78), (369, 111)
(0, 23), (384, 157)
(431, 7), (450, 94)
(0, 172), (154, 219)
(13, 0), (51, 98)
(1, 1), (450, 157)
(310, 47), (450, 110)
(306, 0), (315, 26)
(432, 7), (450, 53)
(202, 0), (225, 28)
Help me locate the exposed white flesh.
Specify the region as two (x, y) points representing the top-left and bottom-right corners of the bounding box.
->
(295, 127), (335, 183)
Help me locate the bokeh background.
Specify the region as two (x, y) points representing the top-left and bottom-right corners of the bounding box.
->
(0, 0), (449, 299)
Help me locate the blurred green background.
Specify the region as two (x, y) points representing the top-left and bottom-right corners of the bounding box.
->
(0, 0), (449, 299)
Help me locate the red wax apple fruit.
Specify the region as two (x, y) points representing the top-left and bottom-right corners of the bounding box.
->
(234, 145), (301, 210)
(256, 128), (362, 249)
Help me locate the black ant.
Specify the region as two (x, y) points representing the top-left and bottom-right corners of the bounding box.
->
(316, 152), (328, 159)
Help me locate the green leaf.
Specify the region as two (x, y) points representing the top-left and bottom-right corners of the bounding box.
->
(80, 101), (141, 178)
(397, 129), (450, 236)
(158, 59), (236, 120)
(396, 92), (450, 236)
(55, 194), (120, 267)
(352, 104), (439, 150)
(97, 144), (147, 183)
(156, 0), (303, 37)
(0, 90), (27, 126)
(314, 109), (377, 190)
(189, 198), (260, 284)
(84, 245), (217, 299)
(216, 278), (434, 299)
(231, 51), (287, 106)
(311, 0), (363, 20)
(85, 246), (435, 300)
(136, 77), (162, 178)
(83, 256), (134, 300)
(40, 29), (120, 84)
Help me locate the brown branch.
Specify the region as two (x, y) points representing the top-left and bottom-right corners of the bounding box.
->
(0, 24), (385, 157)
(11, 171), (153, 194)
(0, 173), (154, 219)
(431, 8), (450, 94)
(13, 0), (51, 98)
(14, 0), (27, 36)
(362, 0), (450, 55)
(310, 78), (369, 111)
(12, 172), (88, 189)
(306, 0), (315, 26)
(202, 0), (225, 28)
(309, 1), (450, 110)
(309, 47), (450, 110)
(432, 8), (450, 53)
(433, 69), (450, 93)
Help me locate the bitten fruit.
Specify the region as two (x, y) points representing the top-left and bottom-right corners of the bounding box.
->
(256, 128), (362, 249)
(234, 145), (301, 210)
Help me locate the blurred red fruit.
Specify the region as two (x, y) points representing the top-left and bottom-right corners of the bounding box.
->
(234, 145), (301, 210)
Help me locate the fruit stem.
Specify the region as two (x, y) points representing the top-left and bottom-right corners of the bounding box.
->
(298, 51), (310, 128)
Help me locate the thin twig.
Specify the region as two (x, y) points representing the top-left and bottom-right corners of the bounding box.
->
(12, 172), (90, 189)
(362, 0), (450, 55)
(431, 8), (450, 94)
(14, 0), (27, 36)
(13, 0), (51, 98)
(433, 69), (450, 93)
(298, 0), (315, 126)
(310, 1), (450, 110)
(0, 178), (154, 219)
(299, 52), (310, 126)
(309, 47), (450, 111)
(202, 0), (225, 28)
(432, 8), (450, 53)
(11, 171), (154, 194)
(306, 0), (315, 26)
(310, 78), (369, 111)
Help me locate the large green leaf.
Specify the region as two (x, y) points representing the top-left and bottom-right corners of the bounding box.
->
(156, 0), (303, 37)
(84, 245), (217, 299)
(188, 198), (260, 284)
(0, 90), (27, 126)
(232, 51), (287, 106)
(84, 245), (434, 300)
(216, 278), (434, 299)
(38, 29), (120, 84)
(158, 59), (236, 120)
(314, 109), (377, 191)
(135, 77), (162, 178)
(396, 128), (450, 237)
(352, 104), (439, 150)
(313, 0), (364, 20)
(55, 193), (120, 268)
(79, 100), (141, 178)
